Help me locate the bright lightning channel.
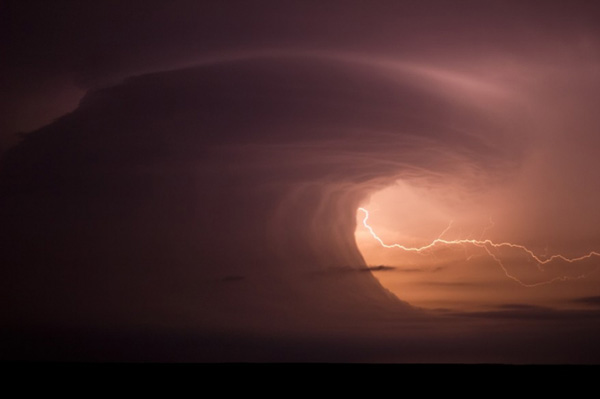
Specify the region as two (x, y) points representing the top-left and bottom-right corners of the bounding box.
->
(358, 207), (600, 287)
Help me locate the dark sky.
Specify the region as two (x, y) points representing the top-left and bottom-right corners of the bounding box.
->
(2, 0), (598, 145)
(2, 1), (600, 362)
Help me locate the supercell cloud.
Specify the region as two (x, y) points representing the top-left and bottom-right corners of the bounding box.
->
(1, 1), (600, 362)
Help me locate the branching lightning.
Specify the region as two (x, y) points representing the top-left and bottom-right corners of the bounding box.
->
(358, 207), (600, 287)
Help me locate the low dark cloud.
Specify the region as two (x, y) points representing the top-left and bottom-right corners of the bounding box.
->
(497, 304), (549, 310)
(364, 265), (396, 272)
(312, 265), (396, 276)
(387, 266), (447, 273)
(418, 281), (484, 287)
(572, 296), (600, 307)
(452, 305), (600, 321)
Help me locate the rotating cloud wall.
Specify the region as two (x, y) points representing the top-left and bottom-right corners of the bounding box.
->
(0, 56), (523, 337)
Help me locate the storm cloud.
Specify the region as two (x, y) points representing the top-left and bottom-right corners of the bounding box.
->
(2, 1), (600, 362)
(1, 55), (510, 329)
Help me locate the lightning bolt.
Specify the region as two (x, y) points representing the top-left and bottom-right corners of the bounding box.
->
(358, 207), (600, 287)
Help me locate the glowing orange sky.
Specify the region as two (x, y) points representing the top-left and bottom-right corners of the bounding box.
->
(350, 54), (600, 314)
(356, 179), (600, 312)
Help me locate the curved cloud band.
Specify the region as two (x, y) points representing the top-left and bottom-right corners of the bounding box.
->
(0, 55), (525, 342)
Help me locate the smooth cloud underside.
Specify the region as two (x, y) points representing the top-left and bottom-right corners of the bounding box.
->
(3, 55), (593, 362)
